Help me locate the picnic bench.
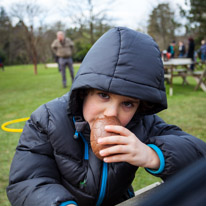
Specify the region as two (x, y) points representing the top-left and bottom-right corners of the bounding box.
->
(116, 182), (162, 206)
(45, 63), (58, 68)
(45, 63), (81, 68)
(116, 159), (206, 206)
(163, 58), (206, 96)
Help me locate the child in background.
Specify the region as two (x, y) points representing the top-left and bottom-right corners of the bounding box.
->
(178, 41), (186, 57)
(0, 57), (4, 71)
(167, 40), (176, 58)
(200, 40), (206, 62)
(7, 27), (206, 206)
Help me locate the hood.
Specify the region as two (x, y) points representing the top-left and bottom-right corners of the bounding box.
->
(68, 27), (167, 116)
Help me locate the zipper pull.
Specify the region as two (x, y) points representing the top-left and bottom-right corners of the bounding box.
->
(74, 131), (79, 139)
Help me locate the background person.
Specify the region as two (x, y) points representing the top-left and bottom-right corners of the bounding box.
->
(51, 31), (74, 87)
(187, 37), (195, 71)
(167, 40), (176, 58)
(200, 40), (206, 62)
(0, 57), (4, 71)
(178, 41), (186, 57)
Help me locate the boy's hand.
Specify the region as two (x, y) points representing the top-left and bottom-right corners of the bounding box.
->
(97, 125), (160, 170)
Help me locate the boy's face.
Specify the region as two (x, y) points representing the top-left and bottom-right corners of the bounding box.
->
(83, 89), (140, 128)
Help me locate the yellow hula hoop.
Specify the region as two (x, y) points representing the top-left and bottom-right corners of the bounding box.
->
(1, 117), (29, 133)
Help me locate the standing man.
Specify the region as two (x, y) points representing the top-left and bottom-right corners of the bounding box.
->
(51, 31), (74, 87)
(187, 37), (195, 71)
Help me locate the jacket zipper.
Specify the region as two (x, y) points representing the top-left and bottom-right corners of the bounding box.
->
(96, 162), (108, 206)
(79, 132), (89, 160)
(79, 132), (108, 205)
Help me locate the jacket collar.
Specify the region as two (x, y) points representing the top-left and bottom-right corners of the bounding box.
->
(73, 116), (91, 142)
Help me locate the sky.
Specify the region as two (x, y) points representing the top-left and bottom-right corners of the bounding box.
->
(0, 0), (189, 31)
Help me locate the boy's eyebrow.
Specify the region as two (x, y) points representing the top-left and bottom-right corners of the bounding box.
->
(131, 100), (140, 104)
(125, 98), (140, 103)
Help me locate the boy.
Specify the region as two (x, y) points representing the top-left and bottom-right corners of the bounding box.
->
(7, 27), (206, 206)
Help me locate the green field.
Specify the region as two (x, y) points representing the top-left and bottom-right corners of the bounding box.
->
(0, 64), (206, 205)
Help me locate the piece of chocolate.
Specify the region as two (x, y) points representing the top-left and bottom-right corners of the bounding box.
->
(90, 116), (121, 160)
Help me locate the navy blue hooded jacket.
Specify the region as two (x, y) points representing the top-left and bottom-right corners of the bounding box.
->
(7, 27), (206, 206)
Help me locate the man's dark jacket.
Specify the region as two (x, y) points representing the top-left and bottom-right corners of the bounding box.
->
(7, 27), (206, 206)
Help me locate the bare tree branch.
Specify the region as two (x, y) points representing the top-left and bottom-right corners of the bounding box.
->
(9, 1), (46, 74)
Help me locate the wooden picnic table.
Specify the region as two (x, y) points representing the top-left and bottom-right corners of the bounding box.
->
(163, 58), (206, 96)
(116, 182), (161, 206)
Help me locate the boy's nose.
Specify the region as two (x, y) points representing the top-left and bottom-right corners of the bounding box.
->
(104, 105), (118, 117)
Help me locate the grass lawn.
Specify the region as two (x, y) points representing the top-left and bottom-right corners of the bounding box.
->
(0, 64), (206, 205)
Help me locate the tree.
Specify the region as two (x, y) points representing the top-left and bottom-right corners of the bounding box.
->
(58, 0), (114, 62)
(10, 2), (46, 74)
(62, 0), (114, 45)
(147, 3), (180, 50)
(180, 0), (206, 42)
(9, 22), (30, 65)
(0, 7), (12, 64)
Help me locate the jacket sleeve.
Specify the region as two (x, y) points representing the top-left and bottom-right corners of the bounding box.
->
(51, 40), (57, 55)
(144, 115), (206, 180)
(7, 104), (76, 206)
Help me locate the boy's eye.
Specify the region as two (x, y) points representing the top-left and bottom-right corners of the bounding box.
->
(122, 102), (133, 108)
(98, 92), (109, 99)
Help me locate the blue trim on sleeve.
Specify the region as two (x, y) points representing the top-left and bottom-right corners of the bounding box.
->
(59, 200), (78, 206)
(146, 144), (165, 174)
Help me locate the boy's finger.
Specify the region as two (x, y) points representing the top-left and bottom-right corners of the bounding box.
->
(103, 153), (130, 163)
(97, 135), (128, 145)
(99, 144), (129, 157)
(105, 125), (130, 136)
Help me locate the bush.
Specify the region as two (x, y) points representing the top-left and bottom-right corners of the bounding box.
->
(73, 41), (92, 62)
